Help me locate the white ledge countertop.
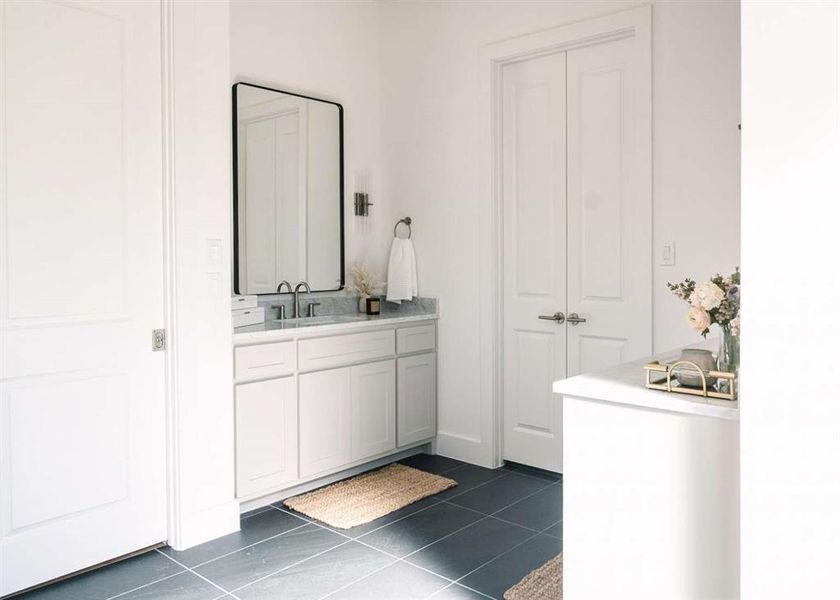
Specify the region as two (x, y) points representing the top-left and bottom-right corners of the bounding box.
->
(552, 339), (739, 421)
(233, 312), (438, 343)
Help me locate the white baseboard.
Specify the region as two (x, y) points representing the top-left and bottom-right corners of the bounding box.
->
(170, 499), (240, 551)
(436, 432), (496, 468)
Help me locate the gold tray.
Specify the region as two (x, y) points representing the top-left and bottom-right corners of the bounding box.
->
(644, 360), (737, 401)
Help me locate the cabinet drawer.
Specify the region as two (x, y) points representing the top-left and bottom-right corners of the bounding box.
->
(298, 329), (395, 371)
(397, 324), (436, 354)
(234, 341), (296, 381)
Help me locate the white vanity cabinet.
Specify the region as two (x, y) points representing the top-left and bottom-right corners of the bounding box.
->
(233, 318), (437, 502)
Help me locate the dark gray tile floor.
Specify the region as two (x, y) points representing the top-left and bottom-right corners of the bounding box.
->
(16, 456), (562, 600)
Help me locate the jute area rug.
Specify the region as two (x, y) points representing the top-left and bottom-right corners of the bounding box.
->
(504, 553), (563, 600)
(283, 463), (457, 529)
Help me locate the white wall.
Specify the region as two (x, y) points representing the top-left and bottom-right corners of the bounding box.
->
(168, 0), (239, 549)
(379, 1), (741, 465)
(741, 2), (840, 597)
(230, 0), (393, 285)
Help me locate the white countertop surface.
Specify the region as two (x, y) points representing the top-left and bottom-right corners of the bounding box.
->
(233, 312), (438, 343)
(552, 339), (739, 420)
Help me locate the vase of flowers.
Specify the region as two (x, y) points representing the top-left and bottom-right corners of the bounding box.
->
(668, 268), (740, 373)
(347, 263), (382, 313)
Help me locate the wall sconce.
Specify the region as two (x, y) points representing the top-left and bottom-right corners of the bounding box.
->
(354, 171), (372, 217)
(354, 191), (372, 217)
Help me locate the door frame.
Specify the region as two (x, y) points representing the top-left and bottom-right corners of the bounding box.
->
(161, 0), (238, 553)
(477, 6), (652, 468)
(161, 0), (183, 550)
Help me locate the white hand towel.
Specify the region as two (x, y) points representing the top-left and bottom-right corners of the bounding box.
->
(386, 238), (418, 304)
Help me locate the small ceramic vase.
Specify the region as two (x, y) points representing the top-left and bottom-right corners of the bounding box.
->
(674, 348), (716, 389)
(358, 295), (368, 313)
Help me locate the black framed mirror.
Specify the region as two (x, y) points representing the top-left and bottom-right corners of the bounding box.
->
(232, 82), (344, 294)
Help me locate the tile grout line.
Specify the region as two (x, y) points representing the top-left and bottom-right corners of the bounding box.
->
(277, 504), (495, 600)
(316, 557), (401, 600)
(439, 499), (554, 537)
(424, 582), (495, 600)
(312, 527), (496, 600)
(275, 505), (459, 580)
(442, 474), (560, 526)
(447, 515), (565, 594)
(238, 505), (275, 521)
(346, 534), (496, 599)
(185, 521), (311, 570)
(227, 537), (355, 594)
(453, 528), (546, 591)
(274, 499), (441, 543)
(154, 548), (236, 598)
(540, 518), (563, 539)
(439, 467), (559, 504)
(436, 470), (517, 502)
(103, 569), (189, 600)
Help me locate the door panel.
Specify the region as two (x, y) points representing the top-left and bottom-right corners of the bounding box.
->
(501, 52), (567, 472)
(0, 0), (166, 594)
(397, 353), (436, 446)
(235, 377), (298, 497)
(566, 37), (652, 377)
(299, 368), (352, 477)
(351, 360), (396, 461)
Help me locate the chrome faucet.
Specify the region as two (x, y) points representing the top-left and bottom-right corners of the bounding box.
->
(271, 280), (293, 319)
(293, 281), (311, 318)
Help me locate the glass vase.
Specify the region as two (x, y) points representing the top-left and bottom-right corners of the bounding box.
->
(718, 324), (740, 373)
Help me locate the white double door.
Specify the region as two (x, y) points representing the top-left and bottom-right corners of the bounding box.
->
(502, 38), (652, 472)
(1, 0), (167, 595)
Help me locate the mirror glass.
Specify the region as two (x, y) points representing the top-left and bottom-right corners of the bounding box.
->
(233, 83), (344, 294)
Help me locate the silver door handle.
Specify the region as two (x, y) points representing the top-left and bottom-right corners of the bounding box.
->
(538, 312), (566, 323)
(567, 312), (587, 325)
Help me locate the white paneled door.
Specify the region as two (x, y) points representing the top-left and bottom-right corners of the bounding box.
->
(566, 37), (652, 376)
(502, 53), (568, 473)
(0, 0), (167, 595)
(502, 37), (651, 473)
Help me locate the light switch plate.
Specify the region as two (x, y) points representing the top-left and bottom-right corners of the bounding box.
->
(206, 238), (222, 266)
(661, 241), (676, 266)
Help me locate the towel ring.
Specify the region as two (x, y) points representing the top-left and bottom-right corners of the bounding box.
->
(394, 217), (412, 239)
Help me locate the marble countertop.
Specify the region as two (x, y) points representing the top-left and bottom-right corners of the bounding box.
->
(552, 339), (739, 420)
(233, 311), (438, 343)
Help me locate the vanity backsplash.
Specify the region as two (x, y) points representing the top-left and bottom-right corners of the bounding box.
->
(258, 295), (437, 322)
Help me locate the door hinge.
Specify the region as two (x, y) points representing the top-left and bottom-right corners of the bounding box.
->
(152, 329), (167, 352)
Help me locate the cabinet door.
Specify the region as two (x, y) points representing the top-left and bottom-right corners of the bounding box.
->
(299, 368), (352, 477)
(351, 360), (396, 462)
(236, 377), (298, 497)
(397, 353), (437, 446)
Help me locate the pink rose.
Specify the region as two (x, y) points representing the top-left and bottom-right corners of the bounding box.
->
(686, 306), (711, 333)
